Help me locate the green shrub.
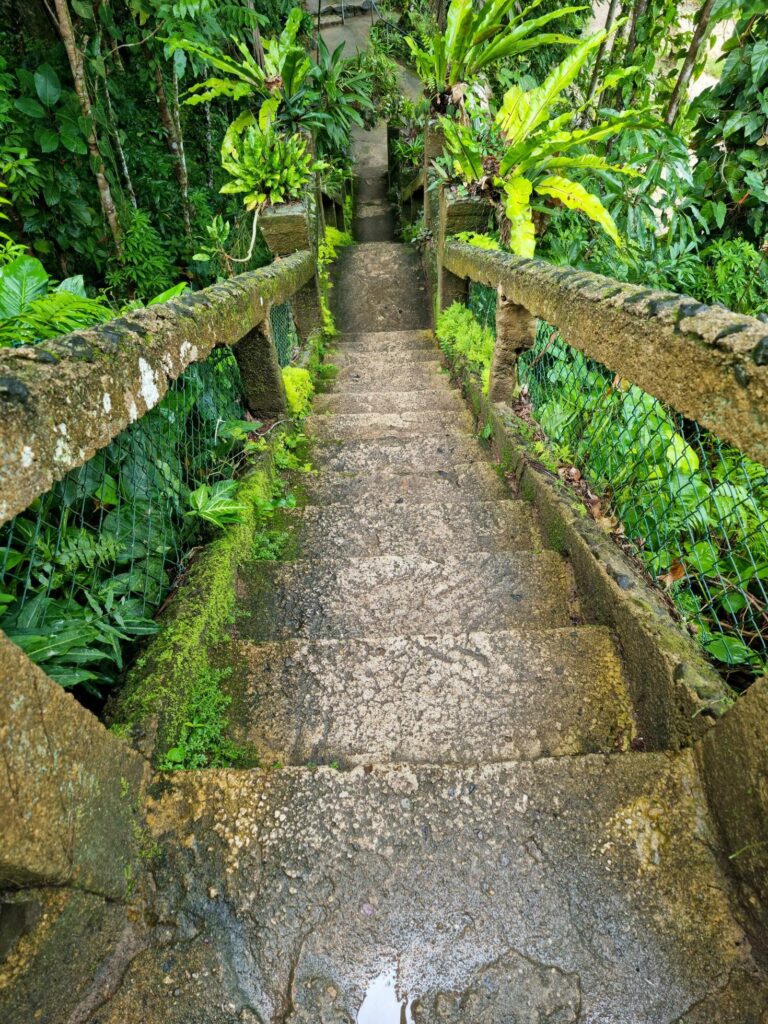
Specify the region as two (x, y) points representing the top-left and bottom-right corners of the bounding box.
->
(436, 302), (495, 393)
(282, 365), (314, 416)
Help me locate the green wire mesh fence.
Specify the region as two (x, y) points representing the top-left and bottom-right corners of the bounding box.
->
(0, 346), (246, 699)
(271, 299), (301, 367)
(466, 283), (768, 684)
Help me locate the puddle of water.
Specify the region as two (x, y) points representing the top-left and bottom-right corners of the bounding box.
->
(356, 965), (414, 1024)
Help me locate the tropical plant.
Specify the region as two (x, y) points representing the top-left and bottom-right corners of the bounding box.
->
(438, 32), (651, 256)
(405, 0), (588, 112)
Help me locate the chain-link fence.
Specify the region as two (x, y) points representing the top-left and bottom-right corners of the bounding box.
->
(271, 300), (301, 367)
(0, 346), (246, 699)
(463, 283), (768, 685)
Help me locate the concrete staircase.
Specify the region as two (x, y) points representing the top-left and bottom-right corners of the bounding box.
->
(87, 128), (768, 1023)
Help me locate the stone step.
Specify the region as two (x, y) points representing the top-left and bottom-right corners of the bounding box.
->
(311, 434), (490, 474)
(307, 409), (474, 441)
(355, 171), (388, 203)
(353, 199), (395, 243)
(300, 460), (508, 505)
(281, 498), (539, 558)
(125, 754), (768, 1023)
(330, 359), (451, 391)
(337, 329), (435, 351)
(312, 389), (464, 415)
(237, 550), (575, 641)
(331, 347), (439, 365)
(230, 627), (633, 765)
(331, 242), (431, 332)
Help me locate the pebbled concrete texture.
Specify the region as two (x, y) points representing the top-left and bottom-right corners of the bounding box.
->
(300, 460), (510, 505)
(312, 388), (465, 415)
(229, 627), (634, 764)
(328, 358), (453, 391)
(281, 498), (540, 558)
(91, 754), (768, 1024)
(307, 408), (475, 440)
(331, 242), (432, 332)
(239, 550), (577, 640)
(337, 329), (435, 351)
(310, 434), (491, 473)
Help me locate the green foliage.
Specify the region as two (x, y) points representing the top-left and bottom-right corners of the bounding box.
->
(454, 230), (499, 250)
(690, 8), (768, 244)
(521, 332), (768, 680)
(187, 479), (248, 527)
(0, 255), (111, 347)
(159, 667), (246, 770)
(106, 209), (175, 300)
(406, 0), (587, 110)
(438, 32), (650, 256)
(436, 301), (494, 393)
(221, 117), (322, 212)
(282, 365), (314, 417)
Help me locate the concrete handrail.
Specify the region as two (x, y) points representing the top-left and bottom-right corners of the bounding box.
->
(0, 248), (316, 526)
(441, 236), (768, 468)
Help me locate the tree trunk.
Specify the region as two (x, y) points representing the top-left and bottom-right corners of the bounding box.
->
(102, 77), (137, 208)
(665, 0), (718, 126)
(52, 0), (123, 256)
(586, 0), (621, 104)
(154, 63), (191, 237)
(204, 102), (214, 191)
(245, 0), (265, 68)
(625, 0), (650, 60)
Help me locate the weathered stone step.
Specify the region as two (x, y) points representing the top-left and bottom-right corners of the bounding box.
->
(231, 627), (633, 765)
(125, 754), (768, 1023)
(282, 498), (539, 558)
(337, 329), (435, 351)
(307, 409), (474, 441)
(331, 346), (439, 364)
(353, 199), (395, 243)
(300, 460), (508, 505)
(312, 389), (463, 415)
(331, 358), (450, 391)
(311, 434), (490, 474)
(238, 551), (575, 641)
(331, 242), (431, 331)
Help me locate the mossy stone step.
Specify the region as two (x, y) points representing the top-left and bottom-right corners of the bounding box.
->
(230, 626), (633, 765)
(281, 498), (539, 558)
(307, 409), (475, 441)
(299, 460), (508, 506)
(237, 550), (575, 641)
(312, 389), (464, 415)
(114, 755), (768, 1023)
(331, 346), (439, 364)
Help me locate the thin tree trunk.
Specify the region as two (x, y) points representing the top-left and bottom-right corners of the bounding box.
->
(102, 77), (137, 208)
(171, 68), (192, 236)
(665, 0), (718, 126)
(625, 0), (650, 60)
(245, 0), (265, 68)
(586, 0), (621, 104)
(52, 0), (122, 255)
(154, 64), (191, 237)
(204, 102), (214, 191)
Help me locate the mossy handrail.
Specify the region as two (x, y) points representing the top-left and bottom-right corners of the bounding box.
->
(440, 235), (768, 468)
(0, 247), (316, 527)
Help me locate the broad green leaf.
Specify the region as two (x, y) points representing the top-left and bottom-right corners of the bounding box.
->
(0, 256), (49, 319)
(752, 40), (768, 85)
(34, 64), (61, 107)
(534, 174), (622, 247)
(35, 126), (59, 153)
(15, 96), (46, 119)
(665, 433), (700, 475)
(503, 178), (535, 257)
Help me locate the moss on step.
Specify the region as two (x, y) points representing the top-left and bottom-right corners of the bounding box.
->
(108, 454), (278, 766)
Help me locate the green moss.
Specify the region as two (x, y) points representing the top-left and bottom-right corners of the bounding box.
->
(111, 454), (277, 764)
(158, 668), (248, 771)
(282, 366), (314, 417)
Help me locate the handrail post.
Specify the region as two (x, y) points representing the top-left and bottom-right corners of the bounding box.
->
(233, 317), (288, 419)
(260, 201), (324, 345)
(435, 185), (493, 315)
(490, 290), (537, 402)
